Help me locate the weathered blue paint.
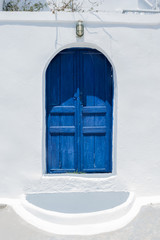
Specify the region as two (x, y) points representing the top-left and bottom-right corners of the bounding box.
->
(46, 48), (113, 173)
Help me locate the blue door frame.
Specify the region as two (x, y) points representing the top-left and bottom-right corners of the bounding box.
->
(46, 48), (113, 173)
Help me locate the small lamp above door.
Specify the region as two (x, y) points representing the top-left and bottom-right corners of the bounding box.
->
(76, 20), (84, 37)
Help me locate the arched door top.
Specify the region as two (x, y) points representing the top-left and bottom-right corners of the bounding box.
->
(46, 48), (113, 173)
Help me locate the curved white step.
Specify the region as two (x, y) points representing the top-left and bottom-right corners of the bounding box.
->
(1, 194), (160, 235)
(9, 191), (139, 235)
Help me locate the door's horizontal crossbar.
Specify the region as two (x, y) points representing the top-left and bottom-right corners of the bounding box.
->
(83, 126), (106, 134)
(82, 168), (107, 173)
(50, 106), (75, 114)
(82, 106), (106, 114)
(50, 169), (76, 173)
(50, 126), (75, 134)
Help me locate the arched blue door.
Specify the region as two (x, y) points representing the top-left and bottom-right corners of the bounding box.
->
(46, 48), (113, 173)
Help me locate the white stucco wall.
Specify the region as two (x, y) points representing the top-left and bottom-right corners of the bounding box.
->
(0, 12), (160, 199)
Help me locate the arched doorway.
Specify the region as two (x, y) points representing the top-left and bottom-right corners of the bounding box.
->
(46, 48), (113, 173)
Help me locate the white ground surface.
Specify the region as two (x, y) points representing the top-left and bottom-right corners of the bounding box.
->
(1, 204), (160, 240)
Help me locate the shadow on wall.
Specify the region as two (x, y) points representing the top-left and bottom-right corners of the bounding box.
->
(138, 0), (158, 9)
(0, 0), (3, 10)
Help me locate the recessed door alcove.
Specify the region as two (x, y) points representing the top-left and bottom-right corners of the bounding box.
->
(46, 48), (113, 173)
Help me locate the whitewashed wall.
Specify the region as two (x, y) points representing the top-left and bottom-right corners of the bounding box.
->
(0, 12), (160, 198)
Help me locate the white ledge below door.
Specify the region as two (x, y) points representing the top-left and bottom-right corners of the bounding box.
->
(1, 192), (160, 235)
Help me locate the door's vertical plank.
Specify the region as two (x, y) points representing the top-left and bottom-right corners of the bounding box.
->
(46, 54), (61, 172)
(77, 49), (81, 172)
(94, 53), (106, 169)
(59, 55), (62, 170)
(95, 54), (106, 107)
(74, 49), (78, 172)
(82, 50), (95, 170)
(60, 134), (75, 170)
(105, 58), (113, 172)
(95, 135), (106, 169)
(51, 135), (60, 169)
(60, 51), (75, 170)
(47, 54), (60, 107)
(47, 114), (52, 172)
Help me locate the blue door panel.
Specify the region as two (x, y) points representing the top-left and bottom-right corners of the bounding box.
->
(46, 50), (77, 173)
(80, 49), (113, 173)
(46, 48), (113, 173)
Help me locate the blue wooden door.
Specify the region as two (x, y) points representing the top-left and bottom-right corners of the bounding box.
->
(46, 48), (113, 173)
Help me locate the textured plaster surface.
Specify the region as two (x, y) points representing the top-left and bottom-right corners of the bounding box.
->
(1, 204), (160, 240)
(0, 12), (160, 198)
